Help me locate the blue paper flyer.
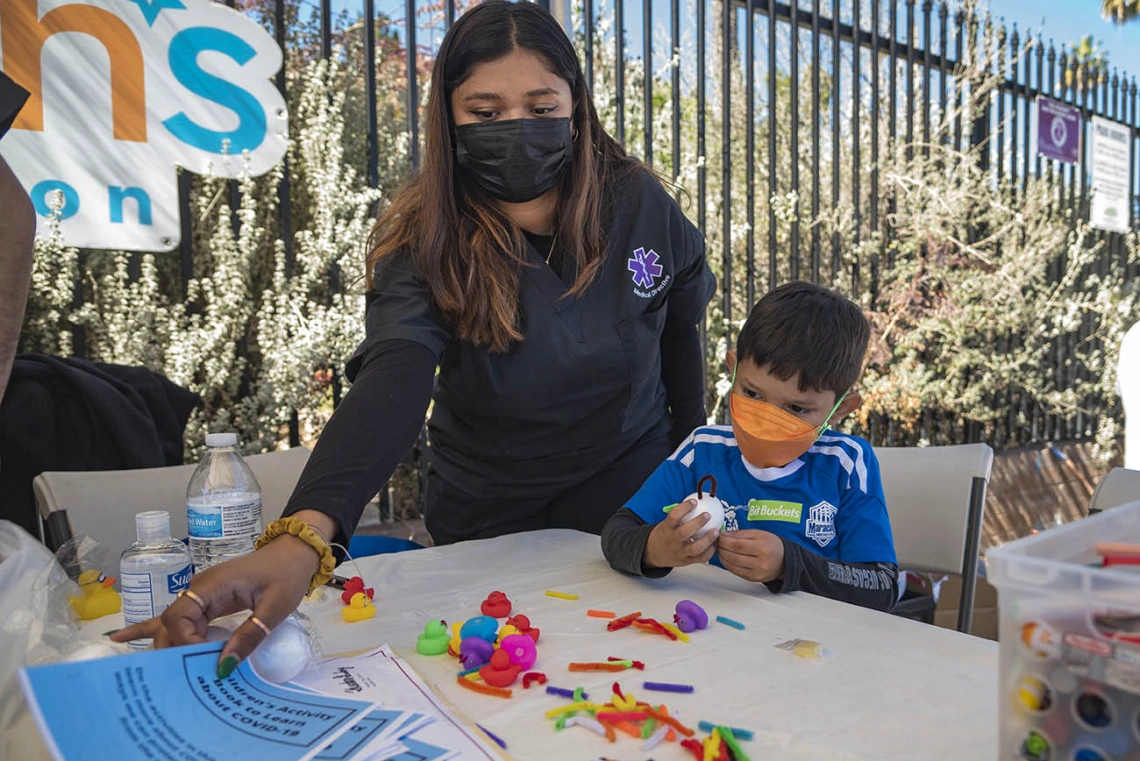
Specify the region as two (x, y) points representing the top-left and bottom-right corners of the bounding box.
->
(20, 642), (375, 761)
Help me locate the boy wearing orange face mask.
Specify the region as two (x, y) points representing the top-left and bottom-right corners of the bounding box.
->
(600, 282), (898, 612)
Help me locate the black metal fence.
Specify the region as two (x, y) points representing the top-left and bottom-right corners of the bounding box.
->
(183, 0), (1139, 450)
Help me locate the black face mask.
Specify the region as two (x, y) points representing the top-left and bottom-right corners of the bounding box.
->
(454, 117), (574, 204)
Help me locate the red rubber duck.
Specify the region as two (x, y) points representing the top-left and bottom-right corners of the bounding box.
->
(481, 591), (512, 618)
(506, 613), (540, 643)
(341, 576), (374, 605)
(478, 649), (521, 688)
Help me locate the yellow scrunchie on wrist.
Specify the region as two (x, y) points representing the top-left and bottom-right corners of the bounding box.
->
(256, 517), (337, 594)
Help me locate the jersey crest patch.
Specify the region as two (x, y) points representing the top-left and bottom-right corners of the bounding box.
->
(805, 500), (838, 548)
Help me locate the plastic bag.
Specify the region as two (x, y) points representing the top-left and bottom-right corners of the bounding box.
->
(775, 638), (831, 661)
(0, 523), (129, 761)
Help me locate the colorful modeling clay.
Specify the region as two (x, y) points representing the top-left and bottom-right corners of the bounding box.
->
(645, 705), (695, 737)
(606, 611), (643, 631)
(595, 712), (649, 722)
(456, 675), (512, 698)
(606, 656), (646, 670)
(522, 671), (547, 688)
(717, 726), (752, 761)
(588, 610), (617, 618)
(644, 681), (695, 694)
(715, 615), (745, 630)
(641, 723), (671, 751)
(481, 591), (512, 618)
(674, 600), (709, 632)
(545, 685), (578, 699)
(697, 721), (754, 741)
(569, 662), (630, 672)
(416, 620), (450, 655)
(460, 615), (499, 642)
(500, 633), (538, 670)
(459, 636), (495, 668)
(633, 618), (678, 640)
(680, 738), (704, 760)
(545, 590), (579, 600)
(341, 592), (377, 623)
(479, 649), (522, 688)
(660, 622), (691, 642)
(476, 724), (507, 749)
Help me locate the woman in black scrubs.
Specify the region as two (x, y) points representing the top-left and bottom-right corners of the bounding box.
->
(116, 0), (714, 663)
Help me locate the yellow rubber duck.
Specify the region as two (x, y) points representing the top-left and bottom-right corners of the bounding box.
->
(447, 621), (463, 657)
(69, 570), (122, 621)
(417, 620), (451, 655)
(495, 624), (520, 647)
(341, 592), (377, 623)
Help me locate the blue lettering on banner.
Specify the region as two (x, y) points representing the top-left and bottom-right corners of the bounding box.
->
(187, 508), (223, 538)
(109, 186), (154, 225)
(163, 27), (267, 154)
(167, 564), (193, 594)
(31, 180), (80, 220)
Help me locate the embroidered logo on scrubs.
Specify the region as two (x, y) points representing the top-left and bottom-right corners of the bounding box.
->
(628, 247), (663, 289)
(804, 501), (838, 548)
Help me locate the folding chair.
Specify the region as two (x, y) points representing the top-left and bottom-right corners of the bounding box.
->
(876, 443), (994, 634)
(1088, 467), (1140, 515)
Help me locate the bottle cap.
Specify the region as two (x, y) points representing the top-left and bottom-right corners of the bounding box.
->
(135, 510), (171, 543)
(205, 432), (239, 448)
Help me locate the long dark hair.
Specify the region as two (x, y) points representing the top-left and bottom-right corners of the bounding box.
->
(366, 0), (639, 352)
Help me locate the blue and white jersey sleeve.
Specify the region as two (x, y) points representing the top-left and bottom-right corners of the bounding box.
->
(814, 433), (897, 565)
(625, 437), (700, 525)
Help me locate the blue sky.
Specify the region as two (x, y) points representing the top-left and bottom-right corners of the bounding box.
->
(990, 0), (1140, 81)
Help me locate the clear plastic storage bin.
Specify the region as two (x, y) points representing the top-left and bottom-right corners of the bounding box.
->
(987, 502), (1140, 761)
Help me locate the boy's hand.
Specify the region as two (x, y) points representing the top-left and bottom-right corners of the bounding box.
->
(643, 500), (719, 569)
(716, 530), (785, 583)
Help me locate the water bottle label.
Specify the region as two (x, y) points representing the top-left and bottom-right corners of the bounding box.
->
(186, 498), (262, 540)
(187, 508), (223, 538)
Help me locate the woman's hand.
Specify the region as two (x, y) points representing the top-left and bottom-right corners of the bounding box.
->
(643, 500), (719, 569)
(111, 510), (335, 678)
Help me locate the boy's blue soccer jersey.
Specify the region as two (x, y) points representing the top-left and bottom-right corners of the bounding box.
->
(626, 425), (897, 567)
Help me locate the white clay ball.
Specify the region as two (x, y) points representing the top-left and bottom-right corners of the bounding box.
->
(248, 615), (318, 684)
(681, 492), (727, 537)
(63, 642), (124, 662)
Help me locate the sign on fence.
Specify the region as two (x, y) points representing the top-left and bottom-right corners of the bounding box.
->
(1090, 115), (1133, 233)
(0, 0), (288, 251)
(1036, 96), (1081, 165)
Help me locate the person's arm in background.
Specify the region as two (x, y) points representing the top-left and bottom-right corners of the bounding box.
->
(0, 157), (33, 406)
(660, 193), (716, 448)
(0, 73), (33, 406)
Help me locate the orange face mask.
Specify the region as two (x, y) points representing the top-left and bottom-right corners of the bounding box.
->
(729, 364), (846, 469)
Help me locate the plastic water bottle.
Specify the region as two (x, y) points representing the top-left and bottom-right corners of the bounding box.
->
(186, 432), (263, 571)
(120, 510), (193, 650)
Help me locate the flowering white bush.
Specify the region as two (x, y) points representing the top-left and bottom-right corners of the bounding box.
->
(20, 1), (1138, 474)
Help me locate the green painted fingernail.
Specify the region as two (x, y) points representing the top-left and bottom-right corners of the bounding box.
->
(217, 655), (239, 679)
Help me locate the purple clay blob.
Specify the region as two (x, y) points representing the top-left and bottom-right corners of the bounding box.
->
(674, 600), (709, 633)
(459, 636), (495, 668)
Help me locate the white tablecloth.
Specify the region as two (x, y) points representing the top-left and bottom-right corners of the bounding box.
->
(16, 529), (999, 760)
(309, 529), (998, 760)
